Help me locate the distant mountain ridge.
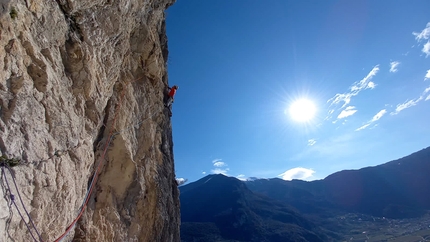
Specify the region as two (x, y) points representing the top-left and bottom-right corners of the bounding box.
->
(180, 146), (430, 241)
(180, 175), (330, 242)
(247, 146), (430, 218)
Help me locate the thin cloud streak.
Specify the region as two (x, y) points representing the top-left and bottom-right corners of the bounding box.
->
(413, 22), (430, 41)
(391, 86), (430, 115)
(389, 61), (400, 73)
(355, 109), (387, 131)
(425, 87), (430, 101)
(329, 93), (353, 108)
(351, 66), (379, 92)
(425, 70), (430, 80)
(413, 23), (430, 56)
(308, 139), (316, 146)
(337, 106), (357, 119)
(393, 100), (419, 114)
(423, 42), (430, 57)
(371, 109), (387, 122)
(211, 168), (229, 175)
(356, 123), (371, 131)
(328, 65), (379, 110)
(213, 161), (226, 167)
(212, 159), (222, 163)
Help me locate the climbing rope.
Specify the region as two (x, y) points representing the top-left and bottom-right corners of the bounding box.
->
(1, 160), (43, 242)
(54, 74), (167, 241)
(53, 79), (131, 242)
(1, 72), (170, 241)
(79, 105), (163, 207)
(23, 145), (80, 167)
(73, 106), (164, 225)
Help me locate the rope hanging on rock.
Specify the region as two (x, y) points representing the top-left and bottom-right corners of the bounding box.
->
(53, 78), (134, 242)
(2, 73), (170, 241)
(1, 159), (44, 242)
(54, 74), (167, 241)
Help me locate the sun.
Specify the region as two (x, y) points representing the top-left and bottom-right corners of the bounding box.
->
(288, 99), (316, 122)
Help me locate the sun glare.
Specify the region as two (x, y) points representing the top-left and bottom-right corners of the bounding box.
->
(289, 99), (316, 122)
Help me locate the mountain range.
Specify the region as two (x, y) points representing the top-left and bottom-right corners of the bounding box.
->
(180, 146), (430, 241)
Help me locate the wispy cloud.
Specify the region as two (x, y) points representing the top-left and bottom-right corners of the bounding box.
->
(425, 87), (430, 101)
(236, 174), (247, 181)
(202, 171), (206, 175)
(328, 93), (352, 108)
(371, 109), (387, 122)
(413, 23), (430, 56)
(356, 109), (387, 131)
(278, 167), (315, 181)
(176, 178), (188, 186)
(389, 61), (400, 73)
(337, 106), (357, 119)
(356, 123), (371, 131)
(423, 42), (430, 57)
(367, 82), (376, 89)
(425, 70), (430, 80)
(328, 65), (379, 111)
(211, 159), (229, 175)
(351, 66), (379, 91)
(413, 22), (430, 41)
(390, 85), (430, 115)
(308, 139), (316, 146)
(213, 161), (226, 167)
(211, 168), (229, 175)
(392, 99), (420, 114)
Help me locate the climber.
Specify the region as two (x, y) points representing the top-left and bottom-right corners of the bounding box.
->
(165, 85), (178, 108)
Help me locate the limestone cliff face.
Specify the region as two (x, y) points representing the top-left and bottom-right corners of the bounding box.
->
(0, 0), (179, 241)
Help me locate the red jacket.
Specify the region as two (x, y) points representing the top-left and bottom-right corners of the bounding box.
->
(168, 87), (177, 97)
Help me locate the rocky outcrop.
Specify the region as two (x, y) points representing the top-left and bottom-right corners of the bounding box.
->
(0, 0), (179, 241)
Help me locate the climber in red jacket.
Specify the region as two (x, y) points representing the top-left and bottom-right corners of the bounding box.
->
(166, 85), (178, 107)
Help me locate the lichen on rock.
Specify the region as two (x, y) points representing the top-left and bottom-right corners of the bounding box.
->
(0, 0), (179, 241)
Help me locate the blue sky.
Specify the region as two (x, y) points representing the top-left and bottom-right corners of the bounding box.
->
(165, 0), (430, 184)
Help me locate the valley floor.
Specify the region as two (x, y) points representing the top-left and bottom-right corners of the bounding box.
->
(323, 212), (430, 242)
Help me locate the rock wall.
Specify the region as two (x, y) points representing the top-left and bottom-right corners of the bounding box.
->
(0, 0), (179, 241)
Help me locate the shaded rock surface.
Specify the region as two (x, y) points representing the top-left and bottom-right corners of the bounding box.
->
(0, 0), (179, 241)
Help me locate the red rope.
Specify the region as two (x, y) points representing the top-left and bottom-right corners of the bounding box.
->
(53, 76), (146, 241)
